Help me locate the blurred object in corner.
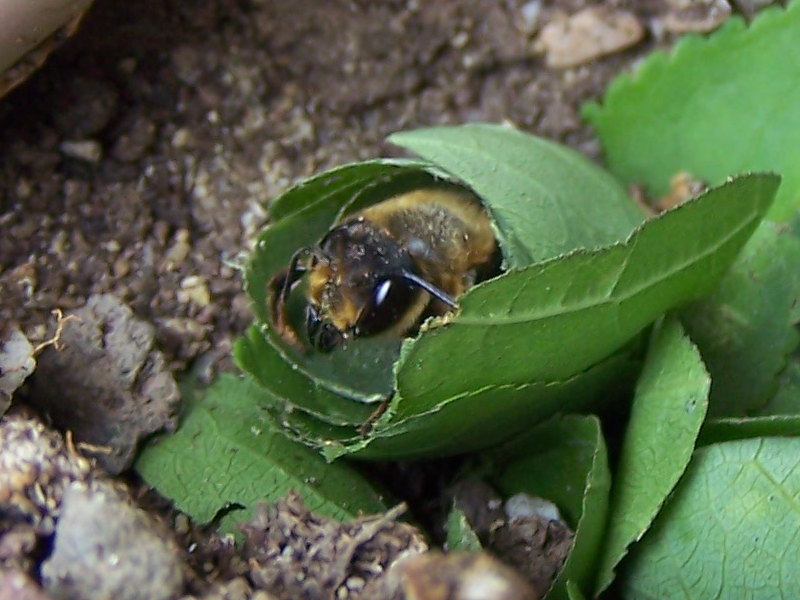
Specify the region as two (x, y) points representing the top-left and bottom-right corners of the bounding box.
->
(0, 0), (94, 98)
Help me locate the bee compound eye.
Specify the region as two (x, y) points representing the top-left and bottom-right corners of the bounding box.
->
(355, 277), (417, 337)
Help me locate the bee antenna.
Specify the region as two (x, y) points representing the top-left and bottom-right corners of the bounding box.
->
(399, 271), (457, 308)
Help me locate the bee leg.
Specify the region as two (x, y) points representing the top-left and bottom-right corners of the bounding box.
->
(358, 395), (392, 436)
(269, 247), (314, 349)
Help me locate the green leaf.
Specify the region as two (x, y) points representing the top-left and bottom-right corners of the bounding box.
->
(595, 317), (710, 595)
(698, 415), (800, 446)
(350, 348), (636, 461)
(266, 158), (436, 223)
(233, 325), (375, 426)
(698, 356), (800, 445)
(584, 2), (800, 221)
(389, 123), (644, 267)
(363, 174), (776, 457)
(485, 415), (610, 600)
(445, 506), (483, 552)
(234, 325), (374, 426)
(621, 437), (800, 599)
(757, 356), (800, 417)
(566, 581), (587, 600)
(134, 374), (386, 529)
(680, 221), (800, 416)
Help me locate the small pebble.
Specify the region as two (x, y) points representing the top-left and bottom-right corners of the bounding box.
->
(536, 7), (644, 69)
(113, 256), (131, 278)
(41, 482), (184, 600)
(178, 275), (211, 307)
(662, 0), (731, 33)
(0, 326), (35, 407)
(59, 140), (103, 163)
(520, 0), (543, 33)
(160, 229), (191, 272)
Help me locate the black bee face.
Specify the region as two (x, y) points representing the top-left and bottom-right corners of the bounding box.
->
(305, 303), (345, 352)
(306, 221), (421, 352)
(306, 276), (420, 353)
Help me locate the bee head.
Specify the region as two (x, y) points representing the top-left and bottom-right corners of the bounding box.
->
(270, 218), (458, 353)
(305, 220), (422, 351)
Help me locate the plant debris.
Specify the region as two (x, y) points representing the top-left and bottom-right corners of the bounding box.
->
(0, 411), (94, 572)
(241, 492), (427, 600)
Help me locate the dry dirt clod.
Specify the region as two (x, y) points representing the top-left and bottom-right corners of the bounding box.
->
(450, 482), (574, 597)
(0, 569), (54, 600)
(536, 7), (645, 69)
(0, 412), (92, 527)
(41, 480), (185, 600)
(490, 510), (574, 600)
(30, 293), (180, 474)
(0, 412), (93, 573)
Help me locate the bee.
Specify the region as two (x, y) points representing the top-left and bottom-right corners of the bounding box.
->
(269, 186), (498, 352)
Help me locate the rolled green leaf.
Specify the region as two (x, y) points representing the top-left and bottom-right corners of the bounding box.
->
(239, 124), (778, 460)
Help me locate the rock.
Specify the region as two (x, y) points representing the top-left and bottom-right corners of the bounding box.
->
(661, 0), (731, 34)
(41, 481), (184, 600)
(536, 7), (644, 69)
(519, 1), (543, 34)
(178, 275), (211, 308)
(0, 325), (36, 411)
(160, 229), (192, 272)
(59, 139), (103, 163)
